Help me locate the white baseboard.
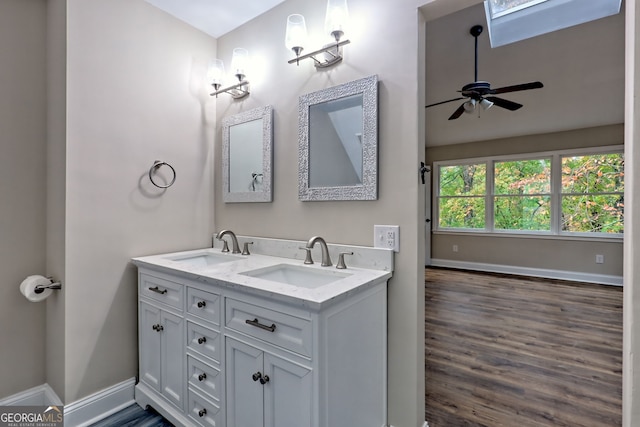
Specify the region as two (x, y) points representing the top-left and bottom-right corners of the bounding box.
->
(63, 377), (136, 427)
(430, 259), (623, 286)
(0, 383), (62, 406)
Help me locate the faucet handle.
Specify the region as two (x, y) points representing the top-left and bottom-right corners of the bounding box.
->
(242, 242), (254, 255)
(299, 247), (314, 264)
(219, 239), (230, 253)
(336, 252), (353, 269)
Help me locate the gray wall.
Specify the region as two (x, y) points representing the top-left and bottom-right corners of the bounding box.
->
(214, 0), (426, 425)
(0, 0), (47, 399)
(427, 124), (624, 278)
(45, 0), (67, 399)
(38, 0), (218, 403)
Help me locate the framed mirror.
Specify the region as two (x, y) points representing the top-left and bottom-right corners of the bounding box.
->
(222, 105), (273, 203)
(298, 75), (378, 201)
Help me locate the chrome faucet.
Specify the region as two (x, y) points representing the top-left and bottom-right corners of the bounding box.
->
(306, 236), (332, 267)
(216, 230), (241, 254)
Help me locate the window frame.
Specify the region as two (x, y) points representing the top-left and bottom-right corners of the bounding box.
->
(433, 145), (624, 240)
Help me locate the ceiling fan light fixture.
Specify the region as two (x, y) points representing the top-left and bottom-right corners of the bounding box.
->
(480, 98), (494, 110)
(463, 99), (477, 113)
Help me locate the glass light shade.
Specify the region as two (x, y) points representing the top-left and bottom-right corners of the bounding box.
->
(285, 14), (308, 55)
(207, 59), (225, 88)
(480, 98), (494, 110)
(463, 99), (477, 113)
(324, 0), (349, 41)
(231, 48), (249, 81)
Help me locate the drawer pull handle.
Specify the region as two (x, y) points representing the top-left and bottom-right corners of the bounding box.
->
(245, 318), (276, 332)
(197, 336), (207, 345)
(198, 373), (207, 382)
(197, 300), (207, 308)
(148, 286), (167, 295)
(198, 408), (207, 417)
(152, 324), (164, 332)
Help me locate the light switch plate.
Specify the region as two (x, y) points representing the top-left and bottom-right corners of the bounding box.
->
(374, 225), (400, 252)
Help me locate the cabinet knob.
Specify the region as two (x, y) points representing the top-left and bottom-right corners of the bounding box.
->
(252, 371), (270, 384)
(197, 300), (207, 308)
(198, 408), (207, 417)
(152, 324), (163, 332)
(198, 373), (207, 382)
(197, 336), (207, 345)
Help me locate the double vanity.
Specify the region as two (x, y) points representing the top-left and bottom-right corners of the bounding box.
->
(132, 233), (393, 427)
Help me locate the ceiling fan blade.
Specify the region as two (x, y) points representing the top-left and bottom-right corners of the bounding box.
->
(448, 103), (466, 120)
(489, 81), (543, 95)
(425, 97), (465, 108)
(485, 96), (523, 111)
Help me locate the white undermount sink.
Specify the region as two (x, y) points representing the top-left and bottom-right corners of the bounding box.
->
(240, 263), (351, 289)
(164, 251), (243, 268)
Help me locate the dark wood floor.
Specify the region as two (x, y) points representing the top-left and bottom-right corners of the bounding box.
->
(425, 267), (623, 427)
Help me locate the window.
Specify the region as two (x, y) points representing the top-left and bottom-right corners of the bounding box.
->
(560, 153), (624, 234)
(484, 0), (621, 48)
(434, 147), (624, 238)
(494, 158), (551, 232)
(486, 0), (548, 19)
(438, 164), (486, 229)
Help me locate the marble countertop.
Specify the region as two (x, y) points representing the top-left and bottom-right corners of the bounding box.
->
(132, 238), (393, 309)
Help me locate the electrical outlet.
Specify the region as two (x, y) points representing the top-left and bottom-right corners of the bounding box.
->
(596, 254), (605, 264)
(374, 225), (400, 252)
(453, 244), (459, 253)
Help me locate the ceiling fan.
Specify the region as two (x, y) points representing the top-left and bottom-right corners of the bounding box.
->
(425, 24), (543, 120)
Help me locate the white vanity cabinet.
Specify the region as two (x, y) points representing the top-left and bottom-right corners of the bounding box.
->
(225, 296), (313, 427)
(134, 252), (390, 427)
(137, 274), (185, 411)
(185, 287), (224, 427)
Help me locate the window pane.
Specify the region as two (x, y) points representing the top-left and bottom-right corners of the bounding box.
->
(562, 153), (624, 193)
(439, 164), (486, 197)
(487, 0), (548, 18)
(562, 194), (624, 233)
(439, 197), (485, 229)
(494, 196), (551, 231)
(494, 159), (550, 195)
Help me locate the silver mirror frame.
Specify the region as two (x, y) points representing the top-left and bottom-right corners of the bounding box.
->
(222, 105), (273, 203)
(298, 75), (378, 201)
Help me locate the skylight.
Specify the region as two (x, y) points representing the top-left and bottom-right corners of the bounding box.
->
(484, 0), (622, 48)
(486, 0), (548, 19)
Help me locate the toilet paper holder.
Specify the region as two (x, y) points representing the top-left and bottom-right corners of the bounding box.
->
(34, 278), (62, 294)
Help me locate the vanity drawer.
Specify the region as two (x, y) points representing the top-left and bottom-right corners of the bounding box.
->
(187, 321), (221, 362)
(225, 298), (312, 357)
(139, 274), (183, 310)
(187, 356), (221, 402)
(187, 287), (221, 326)
(187, 388), (222, 427)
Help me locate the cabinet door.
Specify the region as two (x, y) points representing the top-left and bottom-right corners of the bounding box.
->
(226, 338), (264, 427)
(139, 302), (161, 392)
(263, 354), (312, 427)
(161, 310), (184, 410)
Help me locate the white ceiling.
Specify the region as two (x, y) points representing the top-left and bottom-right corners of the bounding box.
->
(145, 0), (286, 38)
(425, 3), (624, 146)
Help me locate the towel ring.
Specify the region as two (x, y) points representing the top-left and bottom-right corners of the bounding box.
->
(149, 160), (176, 189)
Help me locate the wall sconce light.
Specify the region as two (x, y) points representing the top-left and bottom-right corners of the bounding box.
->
(209, 48), (250, 99)
(285, 0), (351, 68)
